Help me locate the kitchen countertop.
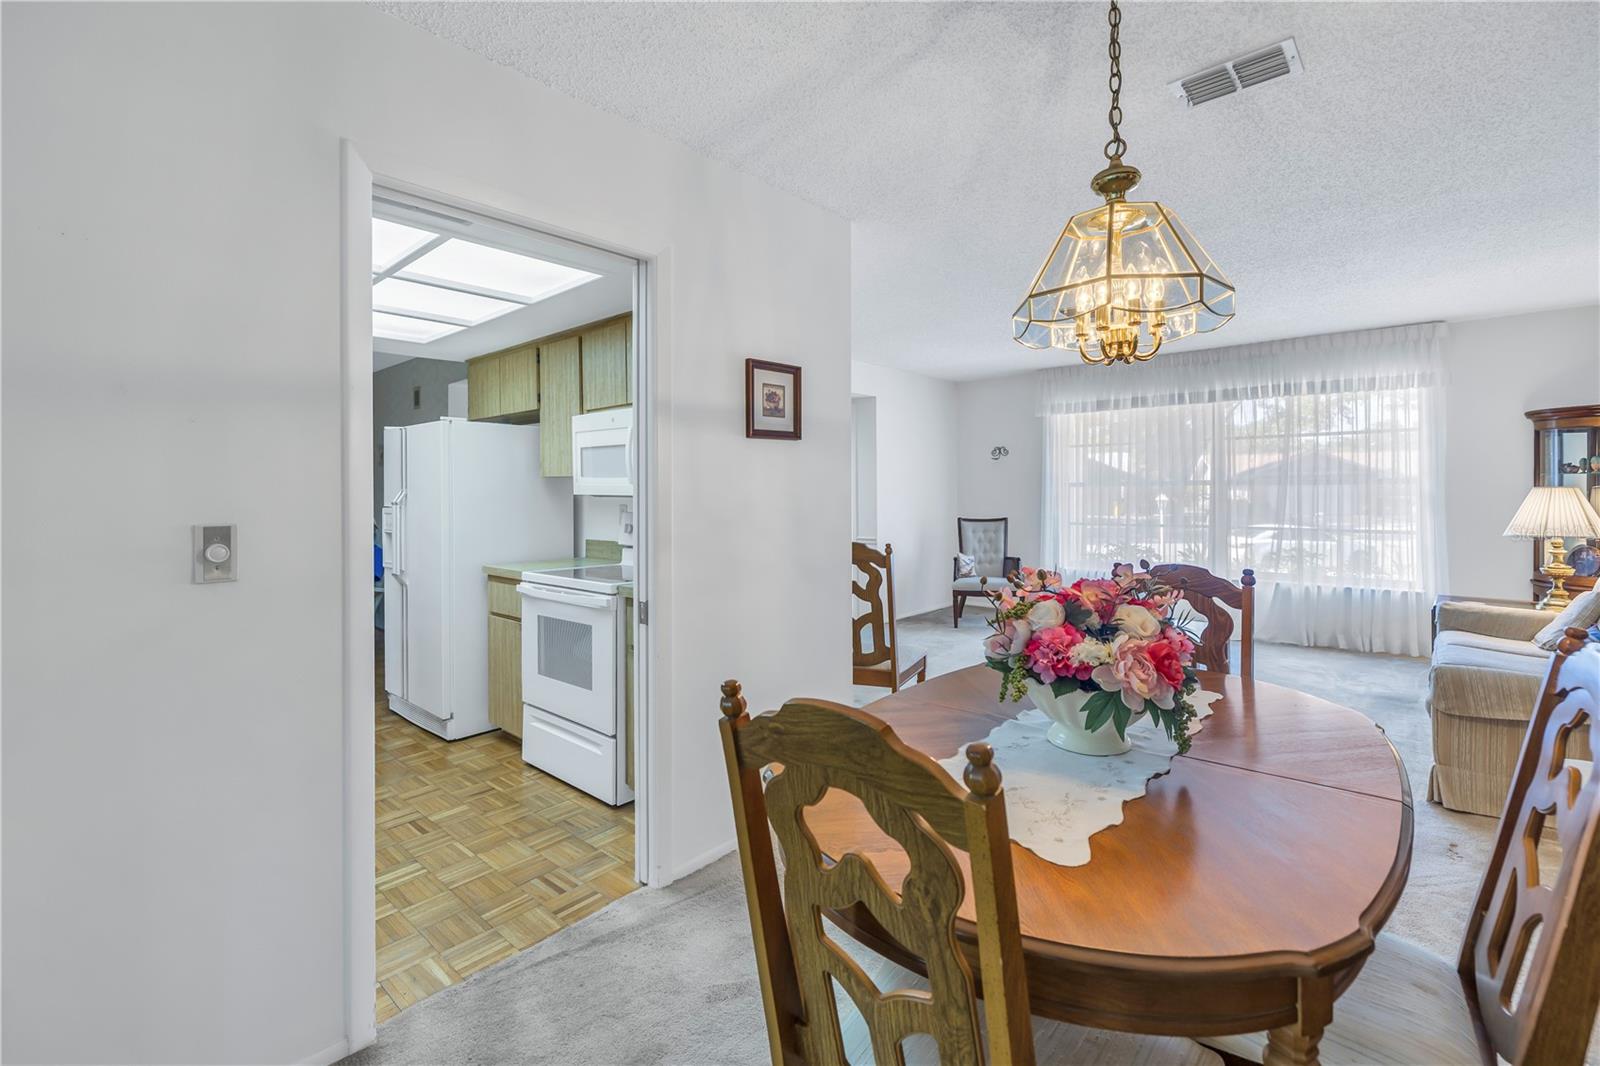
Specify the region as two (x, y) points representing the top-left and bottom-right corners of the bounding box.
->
(483, 557), (634, 600)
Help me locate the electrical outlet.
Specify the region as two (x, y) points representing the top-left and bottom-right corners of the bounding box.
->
(192, 525), (237, 583)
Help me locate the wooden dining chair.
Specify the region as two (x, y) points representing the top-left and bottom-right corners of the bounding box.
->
(1203, 628), (1600, 1066)
(717, 682), (1221, 1066)
(853, 541), (926, 692)
(1140, 561), (1255, 678)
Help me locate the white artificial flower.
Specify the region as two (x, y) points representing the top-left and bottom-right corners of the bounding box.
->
(1112, 603), (1161, 640)
(1068, 638), (1113, 667)
(1026, 598), (1066, 629)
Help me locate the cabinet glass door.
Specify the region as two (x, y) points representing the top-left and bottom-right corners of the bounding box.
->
(1536, 425), (1600, 578)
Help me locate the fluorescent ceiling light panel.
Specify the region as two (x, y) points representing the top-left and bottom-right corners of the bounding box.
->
(372, 311), (465, 344)
(399, 239), (600, 302)
(373, 278), (522, 325)
(372, 219), (437, 273)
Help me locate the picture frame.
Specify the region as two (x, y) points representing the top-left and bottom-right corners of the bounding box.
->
(745, 358), (802, 440)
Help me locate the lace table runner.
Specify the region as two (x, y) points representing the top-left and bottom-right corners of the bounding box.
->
(936, 689), (1223, 868)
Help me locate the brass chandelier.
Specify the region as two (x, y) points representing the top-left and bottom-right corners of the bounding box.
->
(1013, 0), (1235, 365)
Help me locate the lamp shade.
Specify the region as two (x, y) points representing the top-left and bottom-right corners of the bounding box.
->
(1501, 486), (1600, 540)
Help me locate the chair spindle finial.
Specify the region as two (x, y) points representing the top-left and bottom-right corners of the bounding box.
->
(1241, 568), (1256, 588)
(1558, 626), (1591, 654)
(720, 679), (747, 719)
(963, 742), (1003, 796)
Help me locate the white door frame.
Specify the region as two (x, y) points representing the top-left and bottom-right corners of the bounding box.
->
(338, 140), (662, 1055)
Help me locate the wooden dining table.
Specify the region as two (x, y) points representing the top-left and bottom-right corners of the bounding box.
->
(807, 664), (1415, 1066)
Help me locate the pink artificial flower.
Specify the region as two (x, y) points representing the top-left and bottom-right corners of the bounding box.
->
(1025, 625), (1084, 684)
(1159, 625), (1195, 661)
(984, 618), (1032, 660)
(1110, 562), (1138, 588)
(1067, 579), (1121, 622)
(1146, 639), (1187, 689)
(1091, 637), (1177, 711)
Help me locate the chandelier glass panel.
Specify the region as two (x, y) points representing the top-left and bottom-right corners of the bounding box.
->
(1013, 0), (1235, 365)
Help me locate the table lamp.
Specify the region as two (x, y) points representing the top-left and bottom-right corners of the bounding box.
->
(1502, 486), (1600, 610)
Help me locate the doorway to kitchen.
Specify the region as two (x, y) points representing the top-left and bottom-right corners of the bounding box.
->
(355, 177), (653, 1022)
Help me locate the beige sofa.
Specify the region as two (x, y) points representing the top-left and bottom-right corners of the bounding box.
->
(1427, 600), (1591, 815)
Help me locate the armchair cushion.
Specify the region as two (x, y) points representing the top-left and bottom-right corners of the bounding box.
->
(1435, 600), (1549, 642)
(952, 576), (994, 594)
(954, 552), (977, 579)
(1533, 590), (1600, 650)
(1429, 631), (1546, 723)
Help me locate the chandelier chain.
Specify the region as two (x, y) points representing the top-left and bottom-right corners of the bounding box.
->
(1104, 0), (1127, 161)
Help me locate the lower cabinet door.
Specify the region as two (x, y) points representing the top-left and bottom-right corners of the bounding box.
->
(488, 613), (523, 737)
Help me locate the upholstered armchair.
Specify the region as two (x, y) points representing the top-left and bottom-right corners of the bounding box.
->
(952, 517), (1020, 628)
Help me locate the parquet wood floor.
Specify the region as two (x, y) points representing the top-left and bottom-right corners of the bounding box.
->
(374, 644), (636, 1021)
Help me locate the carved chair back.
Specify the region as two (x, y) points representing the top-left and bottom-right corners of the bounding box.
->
(853, 541), (900, 675)
(718, 683), (1034, 1066)
(1140, 561), (1255, 678)
(1459, 629), (1600, 1065)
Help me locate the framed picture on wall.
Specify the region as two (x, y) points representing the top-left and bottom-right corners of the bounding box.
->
(745, 358), (802, 440)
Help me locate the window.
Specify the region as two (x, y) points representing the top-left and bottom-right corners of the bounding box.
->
(1040, 324), (1445, 655)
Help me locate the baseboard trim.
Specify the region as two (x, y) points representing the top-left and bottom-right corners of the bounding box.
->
(300, 1037), (352, 1066)
(666, 839), (734, 884)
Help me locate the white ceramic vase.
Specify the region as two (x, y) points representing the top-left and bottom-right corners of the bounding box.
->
(1025, 680), (1135, 757)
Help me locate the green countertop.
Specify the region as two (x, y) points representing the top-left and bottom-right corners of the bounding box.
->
(483, 557), (634, 599)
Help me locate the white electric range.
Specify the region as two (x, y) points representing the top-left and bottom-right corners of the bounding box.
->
(516, 562), (633, 805)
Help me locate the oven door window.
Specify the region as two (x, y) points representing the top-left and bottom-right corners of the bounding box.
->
(537, 615), (593, 691)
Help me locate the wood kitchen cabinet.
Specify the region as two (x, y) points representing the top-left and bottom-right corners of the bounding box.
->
(580, 316), (631, 412)
(465, 313), (632, 476)
(486, 574), (523, 737)
(467, 343), (538, 423)
(538, 336), (581, 477)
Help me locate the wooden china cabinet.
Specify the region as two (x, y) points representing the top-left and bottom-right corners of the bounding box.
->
(1528, 405), (1600, 600)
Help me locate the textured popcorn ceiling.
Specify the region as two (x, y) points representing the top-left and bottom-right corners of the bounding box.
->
(379, 2), (1599, 380)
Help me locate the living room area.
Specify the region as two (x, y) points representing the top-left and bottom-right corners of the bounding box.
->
(845, 301), (1600, 992)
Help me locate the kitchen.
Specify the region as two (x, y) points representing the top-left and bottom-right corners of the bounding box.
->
(370, 188), (646, 1017)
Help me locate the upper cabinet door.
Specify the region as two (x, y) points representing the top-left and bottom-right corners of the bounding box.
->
(500, 344), (538, 416)
(539, 336), (582, 477)
(580, 317), (631, 412)
(467, 354), (501, 420)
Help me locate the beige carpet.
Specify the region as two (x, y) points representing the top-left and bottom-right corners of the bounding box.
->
(347, 615), (1587, 1064)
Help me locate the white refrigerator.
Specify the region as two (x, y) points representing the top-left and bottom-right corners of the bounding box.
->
(381, 418), (573, 741)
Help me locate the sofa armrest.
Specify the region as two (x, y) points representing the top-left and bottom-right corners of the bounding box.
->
(1436, 601), (1548, 643)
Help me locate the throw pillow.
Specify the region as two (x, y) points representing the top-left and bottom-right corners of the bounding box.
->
(955, 553), (977, 579)
(1534, 590), (1600, 650)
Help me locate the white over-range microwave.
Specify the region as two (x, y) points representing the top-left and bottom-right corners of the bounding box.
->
(571, 407), (633, 496)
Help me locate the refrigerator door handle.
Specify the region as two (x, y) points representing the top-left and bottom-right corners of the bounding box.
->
(392, 490), (405, 574)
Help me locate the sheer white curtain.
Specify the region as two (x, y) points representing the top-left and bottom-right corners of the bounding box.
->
(1039, 323), (1447, 656)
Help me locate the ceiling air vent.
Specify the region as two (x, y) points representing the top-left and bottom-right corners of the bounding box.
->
(1169, 38), (1302, 107)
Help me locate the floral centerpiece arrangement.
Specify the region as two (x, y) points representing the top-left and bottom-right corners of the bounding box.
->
(983, 563), (1201, 756)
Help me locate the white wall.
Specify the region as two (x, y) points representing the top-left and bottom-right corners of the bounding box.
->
(953, 306), (1600, 602)
(955, 375), (1045, 572)
(1443, 305), (1600, 597)
(1, 5), (850, 1064)
(850, 362), (959, 618)
(372, 357), (469, 524)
